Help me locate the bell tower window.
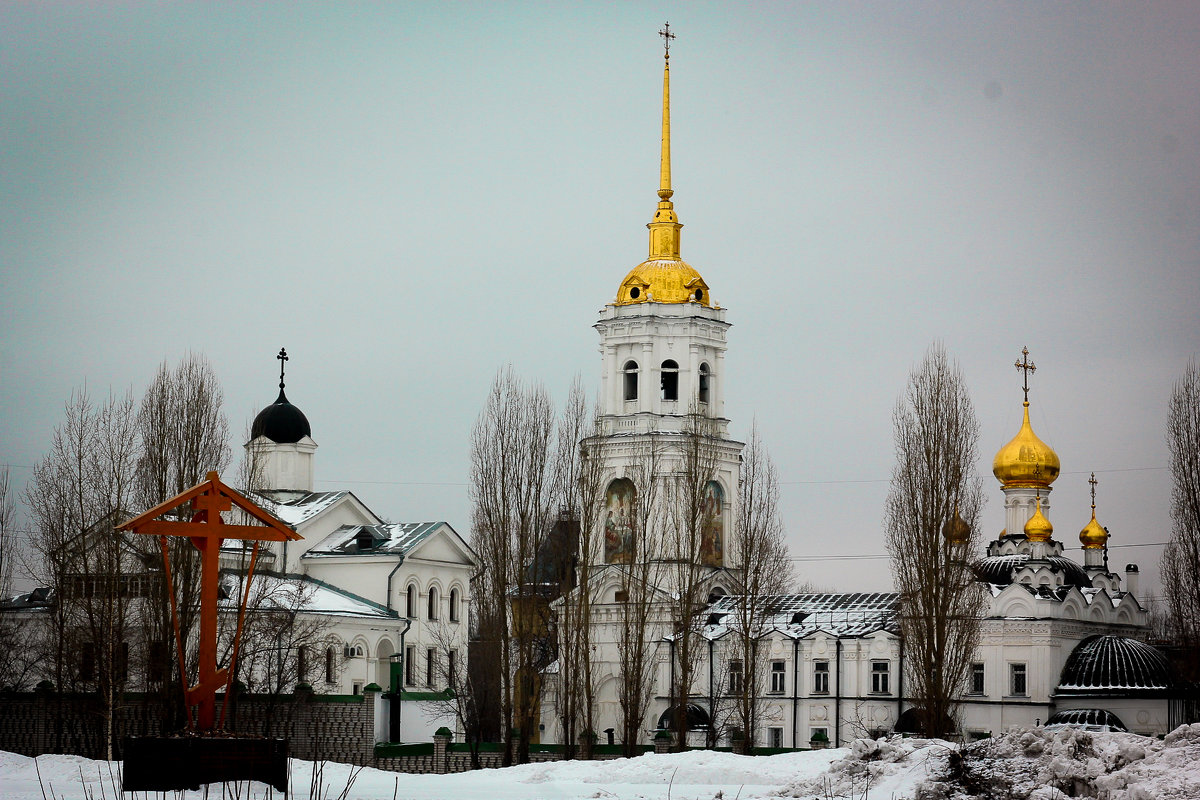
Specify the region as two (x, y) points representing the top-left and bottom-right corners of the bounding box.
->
(698, 363), (710, 404)
(623, 360), (639, 401)
(661, 360), (679, 401)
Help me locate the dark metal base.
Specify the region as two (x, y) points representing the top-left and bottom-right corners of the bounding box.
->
(122, 736), (289, 792)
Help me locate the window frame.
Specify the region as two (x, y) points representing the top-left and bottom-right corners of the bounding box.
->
(769, 660), (786, 694)
(427, 586), (439, 620)
(449, 587), (460, 622)
(813, 660), (830, 694)
(1010, 663), (1028, 697)
(623, 360), (639, 401)
(970, 662), (985, 695)
(660, 359), (679, 401)
(426, 647), (436, 687)
(698, 362), (711, 404)
(728, 659), (744, 694)
(405, 645), (416, 686)
(870, 660), (890, 695)
(405, 584), (417, 619)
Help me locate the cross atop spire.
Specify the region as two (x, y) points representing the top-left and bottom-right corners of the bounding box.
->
(1014, 346), (1037, 403)
(277, 347), (288, 391)
(659, 21), (675, 60)
(1089, 471), (1098, 511)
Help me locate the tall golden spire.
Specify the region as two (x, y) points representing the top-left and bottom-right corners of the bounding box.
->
(648, 22), (682, 261)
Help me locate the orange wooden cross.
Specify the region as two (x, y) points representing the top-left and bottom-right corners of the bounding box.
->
(119, 472), (301, 731)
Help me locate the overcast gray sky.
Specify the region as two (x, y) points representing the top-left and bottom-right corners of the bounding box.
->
(3, 2), (1198, 599)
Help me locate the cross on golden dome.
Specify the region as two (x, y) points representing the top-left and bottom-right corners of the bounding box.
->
(1014, 346), (1036, 403)
(1089, 471), (1097, 510)
(659, 21), (675, 59)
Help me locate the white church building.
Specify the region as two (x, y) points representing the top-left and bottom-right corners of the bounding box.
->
(536, 37), (1179, 749)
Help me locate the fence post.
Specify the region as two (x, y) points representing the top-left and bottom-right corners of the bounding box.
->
(433, 728), (453, 774)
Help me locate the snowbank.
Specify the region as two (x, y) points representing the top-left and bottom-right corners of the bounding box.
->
(3, 728), (1198, 800)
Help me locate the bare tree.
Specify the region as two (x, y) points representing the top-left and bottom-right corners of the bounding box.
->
(884, 343), (986, 738)
(0, 465), (46, 691)
(549, 379), (606, 756)
(726, 423), (792, 750)
(611, 434), (669, 755)
(23, 389), (140, 758)
(135, 354), (232, 721)
(664, 409), (723, 748)
(1162, 359), (1200, 684)
(468, 367), (557, 764)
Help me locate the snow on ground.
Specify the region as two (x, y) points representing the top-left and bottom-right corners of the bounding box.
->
(2, 726), (1199, 800)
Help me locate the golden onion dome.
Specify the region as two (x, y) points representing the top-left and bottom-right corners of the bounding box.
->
(993, 402), (1061, 488)
(1079, 511), (1108, 550)
(1023, 497), (1053, 543)
(942, 508), (971, 545)
(616, 259), (711, 306)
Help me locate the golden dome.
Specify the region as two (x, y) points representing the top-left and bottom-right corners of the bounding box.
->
(616, 259), (711, 306)
(1079, 511), (1108, 550)
(1023, 497), (1053, 543)
(942, 508), (971, 545)
(993, 402), (1061, 488)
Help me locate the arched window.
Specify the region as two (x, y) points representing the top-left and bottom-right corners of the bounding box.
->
(428, 586), (439, 620)
(698, 363), (710, 404)
(661, 360), (679, 401)
(325, 646), (337, 684)
(700, 481), (725, 567)
(405, 584), (416, 619)
(623, 360), (639, 401)
(449, 587), (460, 622)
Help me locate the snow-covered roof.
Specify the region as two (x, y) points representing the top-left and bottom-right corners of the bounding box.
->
(701, 592), (899, 639)
(302, 522), (447, 558)
(1057, 635), (1176, 696)
(217, 570), (396, 619)
(249, 490), (348, 527)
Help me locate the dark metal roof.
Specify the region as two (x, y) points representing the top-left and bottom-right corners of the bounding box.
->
(703, 592), (899, 638)
(251, 389), (311, 444)
(1057, 635), (1176, 696)
(974, 553), (1092, 589)
(1045, 708), (1128, 731)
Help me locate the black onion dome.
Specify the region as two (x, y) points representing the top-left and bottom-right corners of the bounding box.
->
(251, 389), (311, 444)
(1058, 635), (1174, 696)
(1045, 708), (1128, 731)
(973, 553), (1092, 589)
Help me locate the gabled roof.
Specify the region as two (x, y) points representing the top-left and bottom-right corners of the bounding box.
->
(217, 570), (396, 619)
(301, 521), (478, 565)
(701, 592), (900, 639)
(249, 490), (351, 527)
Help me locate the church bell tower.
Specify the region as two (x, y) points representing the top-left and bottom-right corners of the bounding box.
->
(590, 25), (743, 574)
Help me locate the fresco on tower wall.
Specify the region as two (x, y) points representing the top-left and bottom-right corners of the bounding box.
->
(604, 478), (636, 564)
(699, 481), (724, 567)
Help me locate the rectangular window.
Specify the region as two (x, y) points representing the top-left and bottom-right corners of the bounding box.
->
(813, 660), (829, 694)
(148, 641), (167, 684)
(405, 645), (416, 686)
(80, 642), (96, 681)
(352, 681), (363, 695)
(728, 659), (743, 694)
(767, 727), (784, 748)
(325, 647), (336, 684)
(447, 649), (457, 687)
(769, 660), (786, 694)
(871, 661), (890, 694)
(1010, 663), (1027, 696)
(297, 645), (308, 683)
(970, 662), (985, 695)
(426, 648), (436, 687)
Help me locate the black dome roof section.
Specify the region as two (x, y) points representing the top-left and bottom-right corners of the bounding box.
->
(251, 389), (311, 444)
(1045, 708), (1127, 731)
(250, 347), (311, 444)
(973, 553), (1092, 589)
(1057, 635), (1175, 696)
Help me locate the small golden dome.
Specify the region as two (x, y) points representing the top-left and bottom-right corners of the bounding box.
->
(615, 259), (712, 306)
(1079, 511), (1108, 550)
(1023, 497), (1053, 543)
(993, 402), (1061, 488)
(942, 508), (971, 545)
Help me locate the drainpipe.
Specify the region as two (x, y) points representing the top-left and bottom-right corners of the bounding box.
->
(834, 638), (842, 747)
(386, 556), (406, 613)
(791, 638), (799, 748)
(388, 617), (411, 743)
(896, 636), (904, 732)
(708, 638), (715, 745)
(669, 638), (677, 742)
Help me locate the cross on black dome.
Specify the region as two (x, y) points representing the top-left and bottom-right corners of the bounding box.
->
(250, 347), (311, 444)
